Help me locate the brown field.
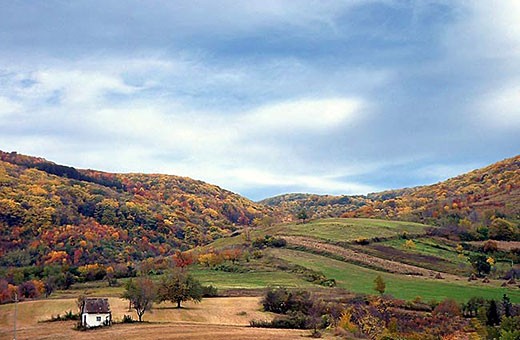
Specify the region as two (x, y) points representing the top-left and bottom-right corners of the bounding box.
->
(468, 240), (520, 251)
(0, 297), (315, 340)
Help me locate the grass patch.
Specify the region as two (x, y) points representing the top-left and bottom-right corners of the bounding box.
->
(207, 218), (434, 250)
(190, 267), (317, 289)
(270, 248), (520, 303)
(269, 218), (433, 243)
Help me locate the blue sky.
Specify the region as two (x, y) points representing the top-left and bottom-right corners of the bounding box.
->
(0, 1), (519, 200)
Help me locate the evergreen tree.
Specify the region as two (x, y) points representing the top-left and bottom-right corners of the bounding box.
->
(502, 294), (512, 318)
(486, 299), (500, 326)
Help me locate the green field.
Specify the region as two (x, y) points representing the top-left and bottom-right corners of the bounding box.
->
(191, 268), (315, 289)
(203, 218), (520, 303)
(271, 248), (520, 303)
(210, 218), (433, 249)
(266, 218), (432, 242)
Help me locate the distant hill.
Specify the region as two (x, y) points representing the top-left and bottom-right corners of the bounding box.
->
(263, 155), (520, 226)
(349, 155), (520, 225)
(0, 151), (269, 266)
(260, 193), (370, 221)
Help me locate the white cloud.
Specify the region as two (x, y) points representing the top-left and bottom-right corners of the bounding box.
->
(478, 85), (520, 129)
(244, 98), (364, 130)
(221, 167), (379, 195)
(26, 69), (139, 105)
(0, 97), (21, 116)
(444, 1), (520, 59)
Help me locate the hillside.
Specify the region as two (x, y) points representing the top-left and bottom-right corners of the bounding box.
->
(0, 151), (269, 266)
(260, 193), (371, 221)
(349, 155), (520, 225)
(203, 218), (520, 303)
(1, 150), (518, 269)
(263, 155), (520, 227)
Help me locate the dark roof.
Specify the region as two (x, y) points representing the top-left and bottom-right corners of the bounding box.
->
(83, 298), (111, 314)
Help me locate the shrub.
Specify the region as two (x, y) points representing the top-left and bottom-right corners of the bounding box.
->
(122, 315), (135, 323)
(201, 285), (218, 297)
(46, 310), (80, 322)
(482, 240), (498, 253)
(354, 238), (370, 245)
(262, 288), (292, 314)
(433, 299), (461, 317)
(250, 312), (309, 329)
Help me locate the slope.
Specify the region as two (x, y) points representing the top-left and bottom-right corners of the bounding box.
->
(262, 155), (520, 227)
(0, 151), (269, 266)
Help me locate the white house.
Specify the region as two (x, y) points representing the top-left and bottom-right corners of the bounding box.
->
(81, 298), (112, 328)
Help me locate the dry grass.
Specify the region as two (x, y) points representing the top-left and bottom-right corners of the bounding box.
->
(468, 241), (520, 251)
(5, 322), (310, 340)
(0, 297), (313, 340)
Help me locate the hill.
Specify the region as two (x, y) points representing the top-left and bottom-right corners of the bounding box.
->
(352, 155), (520, 225)
(260, 193), (371, 221)
(0, 151), (269, 266)
(263, 155), (520, 227)
(201, 218), (520, 303)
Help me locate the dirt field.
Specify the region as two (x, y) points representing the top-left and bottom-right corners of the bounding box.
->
(0, 297), (313, 340)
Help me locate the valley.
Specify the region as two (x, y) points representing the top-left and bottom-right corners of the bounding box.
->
(0, 151), (519, 338)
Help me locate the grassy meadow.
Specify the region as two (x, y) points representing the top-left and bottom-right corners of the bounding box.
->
(204, 218), (519, 303)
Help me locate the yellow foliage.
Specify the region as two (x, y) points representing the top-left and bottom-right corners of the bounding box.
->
(338, 309), (358, 333)
(404, 239), (416, 249)
(45, 250), (69, 264)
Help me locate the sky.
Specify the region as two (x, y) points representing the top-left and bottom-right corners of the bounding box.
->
(0, 1), (519, 200)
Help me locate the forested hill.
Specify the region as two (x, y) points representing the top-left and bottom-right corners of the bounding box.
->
(0, 151), (269, 266)
(262, 155), (520, 227)
(349, 155), (520, 225)
(259, 193), (372, 220)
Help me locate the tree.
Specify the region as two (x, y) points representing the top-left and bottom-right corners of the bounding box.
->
(105, 266), (118, 287)
(122, 277), (156, 322)
(172, 251), (194, 269)
(486, 299), (500, 326)
(297, 209), (308, 224)
(489, 218), (517, 241)
(44, 276), (57, 297)
(502, 294), (512, 318)
(374, 275), (386, 295)
(156, 269), (202, 308)
(468, 254), (491, 277)
(77, 293), (86, 314)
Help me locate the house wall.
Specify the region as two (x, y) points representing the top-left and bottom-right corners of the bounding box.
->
(83, 313), (110, 327)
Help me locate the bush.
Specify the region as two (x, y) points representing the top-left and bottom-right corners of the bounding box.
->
(252, 235), (287, 249)
(201, 285), (218, 297)
(354, 238), (370, 245)
(213, 263), (247, 273)
(46, 311), (80, 322)
(482, 240), (498, 253)
(250, 312), (309, 329)
(122, 315), (135, 323)
(433, 299), (461, 317)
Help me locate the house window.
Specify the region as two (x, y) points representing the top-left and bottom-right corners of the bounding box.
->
(96, 316), (102, 321)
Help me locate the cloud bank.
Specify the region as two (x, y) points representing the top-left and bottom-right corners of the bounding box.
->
(0, 1), (519, 200)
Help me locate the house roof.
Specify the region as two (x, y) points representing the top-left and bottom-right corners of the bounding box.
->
(83, 298), (111, 314)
